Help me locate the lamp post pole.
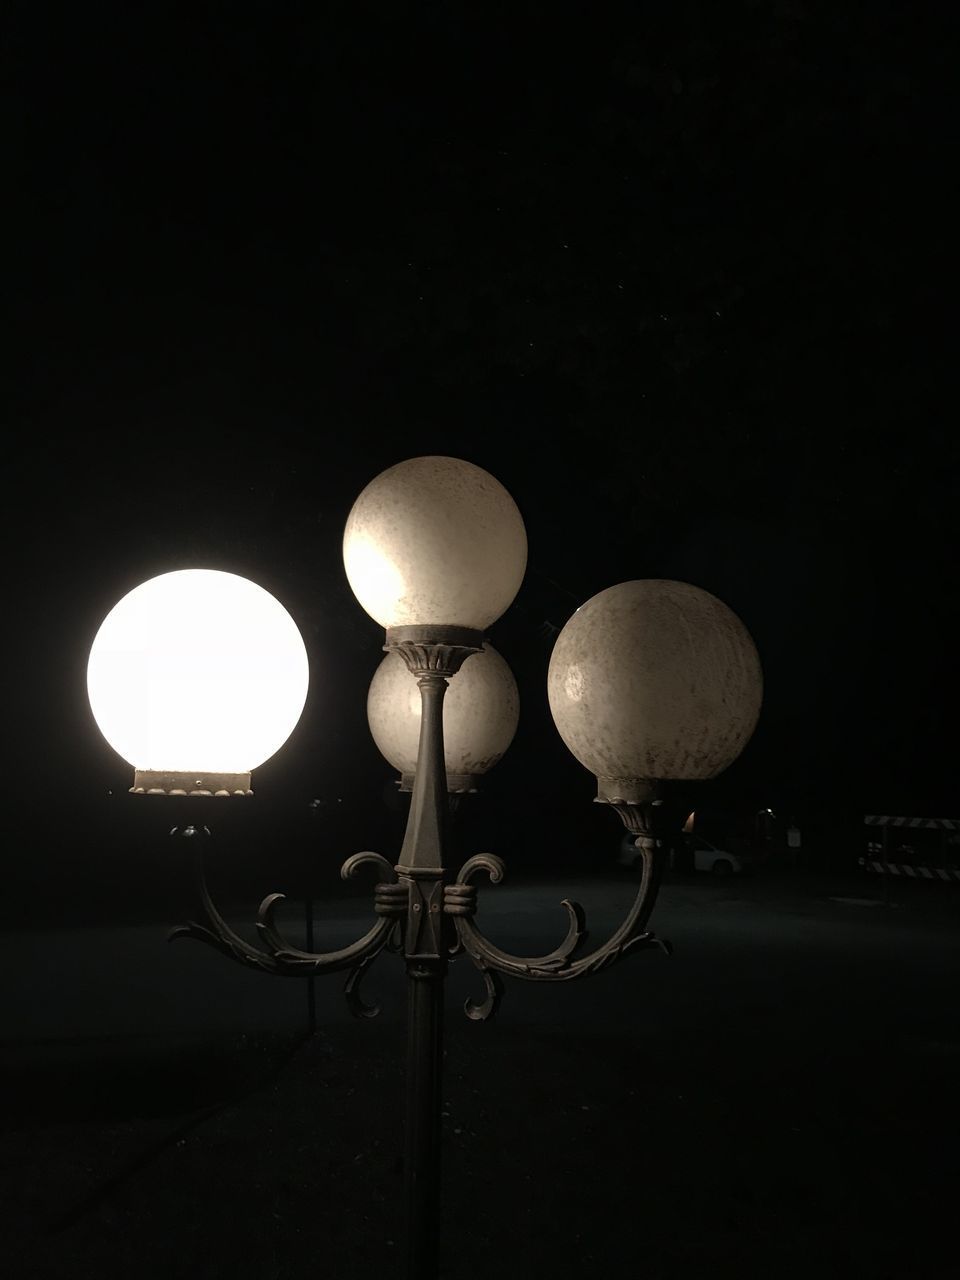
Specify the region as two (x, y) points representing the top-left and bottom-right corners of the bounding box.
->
(387, 626), (483, 1279)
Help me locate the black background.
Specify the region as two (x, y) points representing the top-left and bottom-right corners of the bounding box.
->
(6, 3), (955, 919)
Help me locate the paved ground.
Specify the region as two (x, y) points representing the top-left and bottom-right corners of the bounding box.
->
(1, 864), (957, 1279)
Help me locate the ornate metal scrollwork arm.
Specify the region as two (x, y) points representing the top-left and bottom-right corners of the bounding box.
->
(462, 967), (506, 1022)
(343, 951), (385, 1019)
(168, 831), (407, 1013)
(447, 843), (670, 1020)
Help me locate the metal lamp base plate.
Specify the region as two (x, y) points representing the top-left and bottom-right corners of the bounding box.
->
(130, 770), (253, 797)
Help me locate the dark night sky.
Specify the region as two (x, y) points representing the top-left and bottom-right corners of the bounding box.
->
(5, 4), (955, 914)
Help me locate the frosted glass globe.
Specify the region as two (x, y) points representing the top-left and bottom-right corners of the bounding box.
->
(547, 580), (762, 802)
(367, 642), (519, 789)
(87, 570), (309, 791)
(343, 456), (527, 629)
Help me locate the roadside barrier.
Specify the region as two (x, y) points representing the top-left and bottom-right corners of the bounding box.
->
(860, 815), (960, 886)
(858, 857), (960, 882)
(864, 816), (959, 831)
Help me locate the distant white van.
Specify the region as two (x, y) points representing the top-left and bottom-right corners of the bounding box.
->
(618, 832), (751, 877)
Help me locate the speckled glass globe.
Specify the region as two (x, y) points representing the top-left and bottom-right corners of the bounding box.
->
(343, 456), (527, 629)
(547, 580), (762, 802)
(367, 642), (519, 785)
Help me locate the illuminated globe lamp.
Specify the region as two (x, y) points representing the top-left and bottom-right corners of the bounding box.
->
(86, 569), (310, 797)
(367, 642), (519, 794)
(547, 579), (763, 850)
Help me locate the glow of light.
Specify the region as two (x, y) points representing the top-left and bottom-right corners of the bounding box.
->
(343, 535), (406, 626)
(87, 570), (309, 774)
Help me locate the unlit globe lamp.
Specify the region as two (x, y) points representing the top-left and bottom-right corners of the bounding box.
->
(368, 642), (519, 793)
(342, 455), (527, 634)
(547, 579), (762, 805)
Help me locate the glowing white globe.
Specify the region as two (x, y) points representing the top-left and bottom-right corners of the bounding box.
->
(343, 456), (527, 630)
(367, 643), (519, 791)
(547, 580), (762, 803)
(87, 569), (310, 794)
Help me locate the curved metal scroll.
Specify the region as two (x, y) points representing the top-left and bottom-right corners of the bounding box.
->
(449, 846), (670, 1020)
(169, 839), (406, 1014)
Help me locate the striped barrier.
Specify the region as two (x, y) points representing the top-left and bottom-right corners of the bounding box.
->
(861, 816), (960, 884)
(859, 857), (960, 882)
(864, 816), (959, 829)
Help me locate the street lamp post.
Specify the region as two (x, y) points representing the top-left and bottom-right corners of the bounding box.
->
(87, 456), (762, 1280)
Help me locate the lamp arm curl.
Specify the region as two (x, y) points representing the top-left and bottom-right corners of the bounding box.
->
(445, 853), (588, 970)
(447, 845), (670, 1018)
(169, 840), (407, 981)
